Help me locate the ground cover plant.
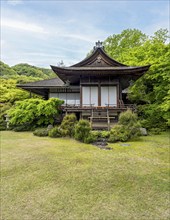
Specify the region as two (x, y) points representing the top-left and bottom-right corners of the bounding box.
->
(1, 131), (169, 220)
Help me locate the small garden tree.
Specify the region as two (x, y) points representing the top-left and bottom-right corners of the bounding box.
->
(60, 113), (77, 137)
(74, 119), (94, 143)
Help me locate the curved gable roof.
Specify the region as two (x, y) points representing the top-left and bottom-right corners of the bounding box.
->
(72, 47), (127, 67)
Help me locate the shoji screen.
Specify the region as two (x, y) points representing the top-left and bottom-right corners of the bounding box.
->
(49, 93), (80, 105)
(91, 87), (98, 106)
(109, 86), (117, 106)
(82, 86), (98, 106)
(82, 87), (90, 106)
(101, 86), (117, 106)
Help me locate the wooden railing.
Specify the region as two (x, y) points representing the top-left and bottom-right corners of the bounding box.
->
(61, 102), (136, 110)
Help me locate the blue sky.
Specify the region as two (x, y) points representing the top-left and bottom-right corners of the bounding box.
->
(1, 0), (169, 67)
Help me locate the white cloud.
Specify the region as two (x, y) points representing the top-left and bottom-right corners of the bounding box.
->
(1, 18), (48, 34)
(7, 0), (23, 5)
(2, 1), (169, 68)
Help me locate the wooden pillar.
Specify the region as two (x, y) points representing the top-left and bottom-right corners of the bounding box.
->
(80, 76), (82, 107)
(98, 82), (101, 106)
(117, 81), (121, 107)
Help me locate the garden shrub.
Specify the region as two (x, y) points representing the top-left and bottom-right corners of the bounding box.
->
(91, 130), (101, 139)
(0, 118), (6, 131)
(8, 98), (64, 129)
(48, 126), (62, 138)
(74, 119), (92, 143)
(33, 128), (48, 137)
(0, 103), (12, 131)
(109, 110), (140, 142)
(119, 109), (138, 126)
(60, 113), (77, 137)
(109, 124), (129, 142)
(100, 130), (110, 139)
(91, 130), (110, 140)
(137, 104), (168, 131)
(12, 123), (36, 132)
(0, 125), (6, 131)
(149, 128), (162, 135)
(84, 132), (97, 144)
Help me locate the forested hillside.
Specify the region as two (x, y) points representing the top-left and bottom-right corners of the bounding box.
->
(0, 61), (56, 81)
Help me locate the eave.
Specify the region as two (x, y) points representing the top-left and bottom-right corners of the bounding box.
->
(50, 65), (151, 83)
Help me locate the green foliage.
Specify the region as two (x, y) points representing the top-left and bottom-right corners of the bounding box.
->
(0, 61), (18, 78)
(8, 98), (64, 128)
(90, 130), (101, 139)
(84, 132), (97, 144)
(0, 118), (6, 131)
(0, 61), (55, 80)
(138, 104), (168, 130)
(119, 109), (138, 126)
(109, 124), (129, 142)
(60, 114), (77, 137)
(0, 79), (30, 104)
(100, 130), (110, 138)
(0, 61), (56, 107)
(109, 110), (140, 142)
(91, 130), (110, 139)
(104, 28), (169, 128)
(104, 29), (147, 62)
(48, 126), (62, 138)
(74, 119), (92, 143)
(149, 128), (162, 135)
(12, 124), (35, 132)
(0, 103), (12, 130)
(33, 128), (48, 137)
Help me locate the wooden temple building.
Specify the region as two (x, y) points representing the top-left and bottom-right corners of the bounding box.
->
(18, 41), (150, 129)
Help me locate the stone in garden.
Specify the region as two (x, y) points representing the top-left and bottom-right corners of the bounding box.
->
(47, 124), (53, 131)
(140, 127), (147, 136)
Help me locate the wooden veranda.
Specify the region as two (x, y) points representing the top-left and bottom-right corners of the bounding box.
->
(61, 103), (136, 130)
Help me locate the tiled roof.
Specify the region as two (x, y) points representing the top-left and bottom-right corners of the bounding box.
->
(18, 77), (64, 88)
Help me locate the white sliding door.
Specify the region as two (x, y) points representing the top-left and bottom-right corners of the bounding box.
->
(59, 93), (67, 104)
(109, 86), (117, 106)
(49, 93), (80, 105)
(67, 93), (76, 105)
(82, 87), (90, 106)
(101, 87), (108, 106)
(91, 87), (98, 106)
(101, 86), (117, 107)
(82, 86), (98, 106)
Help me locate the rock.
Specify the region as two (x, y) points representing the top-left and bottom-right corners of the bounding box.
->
(47, 124), (53, 131)
(140, 127), (147, 136)
(92, 140), (112, 150)
(120, 144), (130, 147)
(93, 141), (108, 147)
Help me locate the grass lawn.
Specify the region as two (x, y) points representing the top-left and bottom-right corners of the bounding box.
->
(1, 131), (169, 220)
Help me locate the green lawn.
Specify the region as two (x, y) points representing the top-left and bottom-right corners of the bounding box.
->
(1, 131), (169, 220)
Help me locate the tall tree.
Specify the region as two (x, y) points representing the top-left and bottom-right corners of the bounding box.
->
(104, 29), (170, 128)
